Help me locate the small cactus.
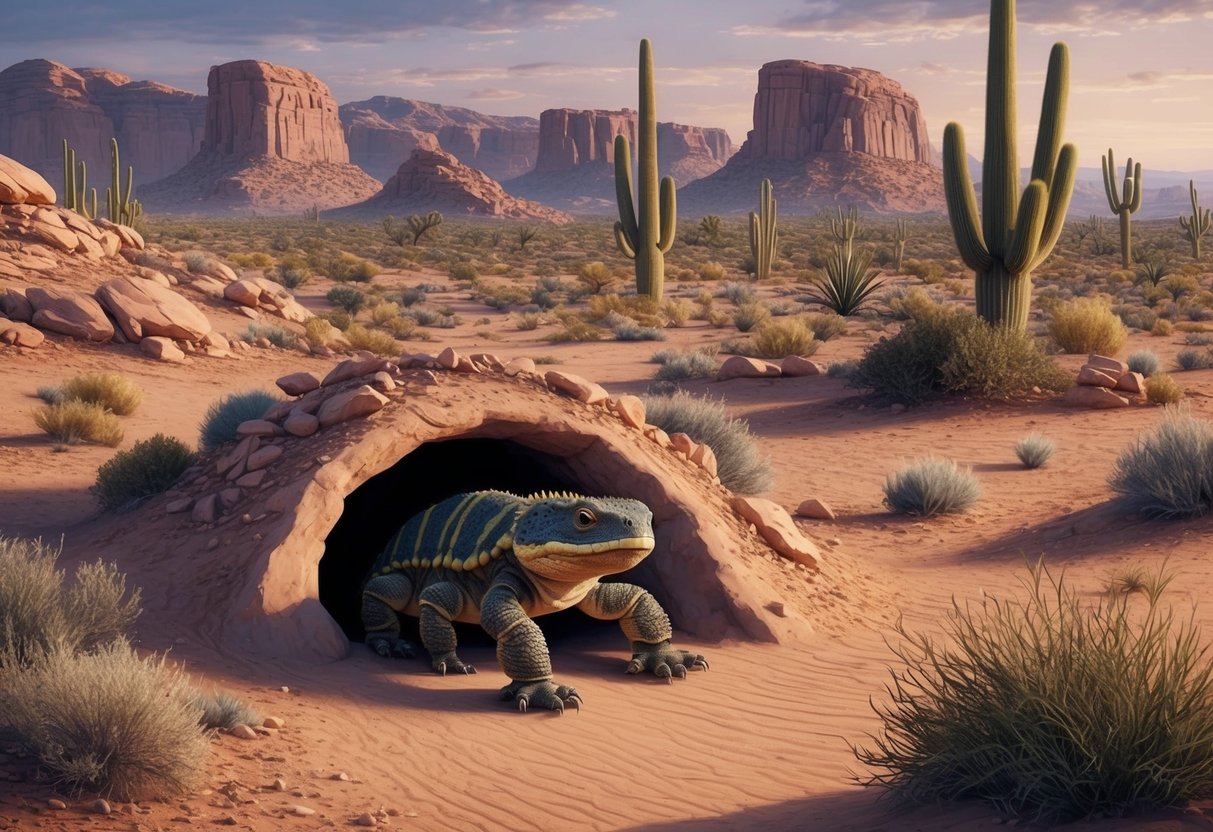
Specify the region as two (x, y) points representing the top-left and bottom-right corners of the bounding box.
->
(748, 178), (777, 280)
(830, 206), (859, 259)
(1179, 180), (1211, 260)
(106, 138), (140, 226)
(892, 218), (909, 272)
(1101, 148), (1142, 269)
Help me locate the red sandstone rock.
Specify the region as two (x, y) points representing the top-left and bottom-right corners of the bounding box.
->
(1060, 386), (1130, 409)
(26, 286), (113, 341)
(140, 335), (185, 361)
(0, 153), (55, 204)
(1115, 372), (1146, 396)
(717, 356), (781, 380)
(0, 287), (32, 322)
(95, 276), (212, 342)
(731, 496), (821, 570)
(317, 385), (389, 428)
(277, 371), (321, 397)
(0, 317), (44, 347)
(1086, 354), (1129, 376)
(544, 370), (608, 405)
(610, 395), (646, 430)
(1076, 366), (1119, 388)
(780, 355), (824, 377)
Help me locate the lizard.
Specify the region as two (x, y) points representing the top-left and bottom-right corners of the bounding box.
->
(360, 490), (708, 712)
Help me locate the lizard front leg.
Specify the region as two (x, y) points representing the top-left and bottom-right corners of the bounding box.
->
(362, 572), (416, 659)
(418, 582), (476, 675)
(578, 582), (709, 682)
(481, 583), (581, 713)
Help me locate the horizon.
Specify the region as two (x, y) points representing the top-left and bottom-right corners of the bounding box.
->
(2, 1), (1211, 172)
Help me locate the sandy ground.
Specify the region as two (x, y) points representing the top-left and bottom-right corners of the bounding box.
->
(3, 270), (1213, 831)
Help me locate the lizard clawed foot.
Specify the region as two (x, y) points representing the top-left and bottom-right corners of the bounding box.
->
(499, 680), (582, 714)
(367, 636), (416, 659)
(431, 652), (476, 676)
(626, 641), (709, 684)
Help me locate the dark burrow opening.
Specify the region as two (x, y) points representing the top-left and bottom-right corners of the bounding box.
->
(319, 436), (652, 653)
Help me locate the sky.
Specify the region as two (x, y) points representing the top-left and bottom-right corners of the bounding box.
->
(3, 0), (1212, 171)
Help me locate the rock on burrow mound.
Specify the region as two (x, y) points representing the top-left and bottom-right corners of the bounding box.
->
(98, 350), (824, 660)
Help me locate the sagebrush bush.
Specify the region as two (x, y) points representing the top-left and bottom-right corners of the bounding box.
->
(1126, 349), (1160, 377)
(0, 536), (141, 667)
(852, 307), (1067, 405)
(327, 285), (367, 315)
(733, 302), (771, 332)
(343, 324), (400, 356)
(751, 318), (818, 359)
(1014, 433), (1054, 469)
(36, 384), (64, 405)
(804, 312), (848, 342)
(697, 261), (726, 281)
(883, 456), (981, 516)
(576, 261), (616, 293)
(1146, 372), (1183, 405)
(199, 390), (279, 451)
(641, 391), (772, 494)
(5, 640), (209, 799)
(1176, 348), (1213, 371)
(1109, 408), (1213, 517)
(652, 349), (716, 381)
(828, 359), (860, 379)
(191, 689), (261, 731)
(302, 316), (334, 347)
(613, 321), (666, 341)
(1047, 297), (1128, 354)
(241, 323), (299, 349)
(60, 373), (143, 416)
(854, 560), (1213, 822)
(34, 400), (124, 447)
(93, 434), (195, 512)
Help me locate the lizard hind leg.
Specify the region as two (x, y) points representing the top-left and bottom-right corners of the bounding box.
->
(362, 572), (416, 659)
(418, 582), (476, 676)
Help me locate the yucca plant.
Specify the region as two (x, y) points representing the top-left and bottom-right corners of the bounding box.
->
(808, 245), (885, 315)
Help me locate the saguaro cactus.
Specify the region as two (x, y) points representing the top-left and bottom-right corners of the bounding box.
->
(1180, 179), (1211, 260)
(614, 38), (676, 301)
(942, 0), (1076, 330)
(892, 218), (909, 272)
(1101, 148), (1142, 269)
(748, 178), (777, 280)
(106, 137), (141, 226)
(61, 138), (94, 218)
(830, 206), (859, 259)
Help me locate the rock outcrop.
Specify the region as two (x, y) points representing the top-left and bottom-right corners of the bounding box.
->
(680, 61), (944, 216)
(333, 148), (571, 224)
(0, 59), (206, 187)
(140, 60), (380, 215)
(506, 108), (734, 212)
(340, 97), (538, 182)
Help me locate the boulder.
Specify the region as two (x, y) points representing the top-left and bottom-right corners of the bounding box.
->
(0, 152), (56, 204)
(1086, 354), (1129, 376)
(717, 356), (781, 380)
(317, 385), (390, 428)
(609, 395), (646, 430)
(95, 276), (212, 342)
(140, 335), (185, 361)
(26, 286), (114, 341)
(544, 370), (609, 405)
(277, 371), (321, 397)
(1060, 386), (1130, 409)
(0, 317), (44, 347)
(1076, 366), (1120, 388)
(0, 287), (32, 322)
(731, 496), (821, 570)
(795, 498), (837, 521)
(780, 355), (824, 377)
(1114, 372), (1146, 396)
(224, 277), (310, 323)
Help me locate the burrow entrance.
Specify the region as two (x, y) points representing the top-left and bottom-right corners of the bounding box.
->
(320, 436), (653, 647)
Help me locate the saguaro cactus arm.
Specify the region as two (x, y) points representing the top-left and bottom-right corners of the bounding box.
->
(1026, 143), (1078, 272)
(657, 177), (676, 253)
(613, 134), (638, 259)
(942, 123), (992, 272)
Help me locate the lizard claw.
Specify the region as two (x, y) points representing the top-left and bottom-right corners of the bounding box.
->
(626, 658), (644, 675)
(626, 641), (710, 685)
(518, 696), (528, 713)
(437, 660), (447, 677)
(501, 680), (582, 714)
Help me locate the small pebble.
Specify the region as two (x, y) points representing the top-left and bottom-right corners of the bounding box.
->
(263, 716), (285, 729)
(91, 798), (111, 815)
(331, 771), (350, 781)
(47, 798), (66, 810)
(355, 812), (377, 827)
(292, 805), (316, 816)
(272, 778), (287, 791)
(228, 724), (257, 740)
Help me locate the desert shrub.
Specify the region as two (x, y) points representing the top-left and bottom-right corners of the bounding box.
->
(901, 258), (945, 282)
(0, 537), (141, 667)
(641, 391), (772, 494)
(804, 312), (848, 342)
(613, 321), (666, 341)
(585, 293), (663, 326)
(398, 286), (427, 307)
(1152, 318), (1174, 336)
(199, 390), (279, 451)
(828, 359), (860, 379)
(327, 286), (367, 315)
(543, 317), (602, 343)
(370, 301), (401, 326)
(34, 401), (124, 447)
(652, 348), (717, 381)
(852, 307), (1068, 405)
(883, 456), (981, 516)
(884, 285), (943, 320)
(808, 246), (886, 315)
(662, 298), (691, 327)
(1109, 408), (1212, 517)
(60, 373), (143, 416)
(383, 317), (419, 340)
(36, 384), (64, 405)
(1047, 297), (1128, 354)
(182, 251), (213, 273)
(1126, 350), (1160, 377)
(515, 312), (542, 331)
(274, 256), (312, 289)
(751, 319), (818, 359)
(191, 690), (261, 732)
(5, 640), (208, 799)
(854, 560), (1213, 822)
(733, 302), (771, 332)
(240, 323), (299, 349)
(1176, 349), (1213, 371)
(1185, 332), (1213, 346)
(343, 324), (400, 356)
(697, 261), (726, 281)
(302, 316), (334, 347)
(576, 261), (616, 294)
(448, 261), (479, 282)
(324, 254), (379, 283)
(93, 434), (195, 512)
(717, 282), (756, 306)
(409, 308), (441, 326)
(319, 310), (352, 331)
(1146, 372), (1183, 405)
(1014, 434), (1054, 469)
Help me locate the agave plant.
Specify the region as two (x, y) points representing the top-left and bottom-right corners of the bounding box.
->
(808, 246), (886, 316)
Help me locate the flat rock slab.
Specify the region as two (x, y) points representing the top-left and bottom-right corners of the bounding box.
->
(1060, 385), (1130, 409)
(545, 370), (608, 405)
(731, 496), (821, 570)
(717, 356), (781, 380)
(317, 385), (389, 428)
(26, 286), (114, 342)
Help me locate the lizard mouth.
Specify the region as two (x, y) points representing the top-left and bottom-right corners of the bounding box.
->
(515, 537), (655, 579)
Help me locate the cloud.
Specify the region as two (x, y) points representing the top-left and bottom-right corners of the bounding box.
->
(1073, 67), (1213, 93)
(0, 1), (608, 45)
(732, 0), (1207, 41)
(465, 88), (527, 101)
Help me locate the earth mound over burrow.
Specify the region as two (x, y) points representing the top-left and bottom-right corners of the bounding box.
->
(140, 60), (380, 214)
(93, 350), (824, 660)
(330, 148), (572, 224)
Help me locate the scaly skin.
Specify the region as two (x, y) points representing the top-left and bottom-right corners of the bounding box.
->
(361, 491), (707, 713)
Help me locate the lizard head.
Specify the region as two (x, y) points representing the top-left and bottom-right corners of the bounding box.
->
(511, 493), (655, 582)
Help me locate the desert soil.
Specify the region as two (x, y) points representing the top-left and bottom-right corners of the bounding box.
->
(2, 268), (1213, 831)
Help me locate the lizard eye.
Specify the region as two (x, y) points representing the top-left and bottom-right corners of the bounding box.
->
(574, 508), (597, 529)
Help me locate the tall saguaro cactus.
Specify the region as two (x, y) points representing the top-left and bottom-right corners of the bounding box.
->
(1180, 179), (1210, 260)
(61, 138), (96, 219)
(1101, 148), (1142, 269)
(106, 137), (141, 226)
(942, 0), (1077, 330)
(613, 38), (676, 301)
(748, 178), (777, 280)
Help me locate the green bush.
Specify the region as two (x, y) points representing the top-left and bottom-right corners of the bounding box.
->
(804, 312), (848, 342)
(883, 456), (980, 516)
(1014, 434), (1054, 469)
(34, 400), (124, 447)
(733, 302), (770, 332)
(641, 391), (772, 494)
(60, 372), (143, 416)
(1126, 349), (1160, 376)
(344, 324), (400, 356)
(808, 246), (885, 315)
(327, 286), (367, 315)
(240, 323), (299, 349)
(0, 536), (141, 668)
(1047, 296), (1128, 354)
(852, 306), (1068, 405)
(651, 348), (717, 381)
(93, 434), (195, 512)
(199, 390), (279, 452)
(854, 560), (1213, 822)
(1109, 408), (1213, 517)
(191, 690), (262, 731)
(5, 640), (209, 799)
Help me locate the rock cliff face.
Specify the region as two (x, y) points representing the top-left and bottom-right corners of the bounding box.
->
(140, 60), (380, 215)
(340, 97), (538, 182)
(332, 148), (570, 224)
(680, 61), (944, 215)
(737, 60), (932, 164)
(0, 59), (206, 186)
(507, 108), (734, 212)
